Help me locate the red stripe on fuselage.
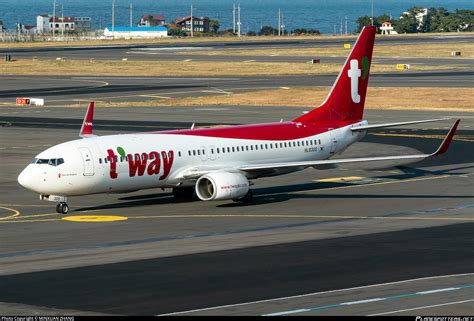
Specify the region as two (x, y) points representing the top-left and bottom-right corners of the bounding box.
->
(147, 120), (355, 141)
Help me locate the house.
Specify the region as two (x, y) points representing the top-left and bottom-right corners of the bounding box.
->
(50, 16), (75, 33)
(104, 26), (168, 39)
(75, 17), (92, 32)
(36, 14), (75, 33)
(175, 16), (210, 34)
(138, 14), (165, 27)
(37, 14), (51, 33)
(16, 23), (36, 34)
(380, 21), (398, 35)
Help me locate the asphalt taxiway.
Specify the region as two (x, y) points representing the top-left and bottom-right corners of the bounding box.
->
(0, 105), (473, 315)
(0, 70), (472, 107)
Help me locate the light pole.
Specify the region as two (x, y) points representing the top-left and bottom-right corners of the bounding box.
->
(278, 8), (281, 36)
(237, 3), (241, 37)
(190, 5), (194, 38)
(61, 4), (64, 39)
(112, 0), (115, 39)
(52, 0), (56, 38)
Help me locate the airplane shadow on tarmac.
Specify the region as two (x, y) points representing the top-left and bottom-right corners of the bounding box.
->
(74, 164), (474, 212)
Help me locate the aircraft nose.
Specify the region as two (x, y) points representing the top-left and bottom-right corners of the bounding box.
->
(18, 165), (39, 192)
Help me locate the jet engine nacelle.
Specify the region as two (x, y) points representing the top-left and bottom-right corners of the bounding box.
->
(195, 172), (249, 201)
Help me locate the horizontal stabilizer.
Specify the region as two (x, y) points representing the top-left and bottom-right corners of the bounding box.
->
(350, 118), (451, 132)
(239, 119), (460, 173)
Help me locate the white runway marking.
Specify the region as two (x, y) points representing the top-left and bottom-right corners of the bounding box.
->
(368, 299), (474, 316)
(158, 273), (474, 316)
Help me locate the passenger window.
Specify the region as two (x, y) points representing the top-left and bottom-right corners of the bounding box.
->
(246, 146), (249, 151)
(227, 147), (230, 153)
(232, 147), (235, 152)
(197, 150), (201, 156)
(255, 145), (258, 150)
(319, 139), (321, 144)
(99, 158), (102, 164)
(217, 148), (220, 153)
(193, 150), (196, 156)
(236, 146), (240, 152)
(104, 158), (108, 164)
(178, 152), (182, 157)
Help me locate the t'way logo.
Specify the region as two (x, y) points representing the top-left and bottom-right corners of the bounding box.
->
(106, 147), (174, 180)
(347, 59), (361, 104)
(347, 56), (370, 104)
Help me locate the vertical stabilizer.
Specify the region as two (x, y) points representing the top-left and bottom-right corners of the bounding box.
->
(294, 26), (376, 123)
(79, 101), (95, 137)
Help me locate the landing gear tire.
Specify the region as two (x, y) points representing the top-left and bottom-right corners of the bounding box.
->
(233, 189), (253, 203)
(172, 187), (195, 201)
(56, 202), (69, 214)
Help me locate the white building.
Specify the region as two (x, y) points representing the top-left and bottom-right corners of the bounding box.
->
(380, 21), (398, 35)
(37, 14), (51, 33)
(36, 14), (75, 34)
(104, 26), (168, 39)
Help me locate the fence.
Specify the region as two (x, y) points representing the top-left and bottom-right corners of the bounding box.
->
(0, 31), (104, 42)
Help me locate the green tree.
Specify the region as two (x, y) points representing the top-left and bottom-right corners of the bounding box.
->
(292, 28), (320, 35)
(210, 19), (220, 33)
(259, 25), (278, 35)
(356, 16), (373, 32)
(167, 22), (186, 37)
(394, 12), (418, 33)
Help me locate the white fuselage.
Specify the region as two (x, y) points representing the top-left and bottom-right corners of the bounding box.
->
(18, 121), (367, 197)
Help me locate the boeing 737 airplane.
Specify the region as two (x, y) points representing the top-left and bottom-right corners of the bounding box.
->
(18, 26), (460, 214)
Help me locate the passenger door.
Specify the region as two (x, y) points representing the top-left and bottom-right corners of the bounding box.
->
(79, 147), (95, 176)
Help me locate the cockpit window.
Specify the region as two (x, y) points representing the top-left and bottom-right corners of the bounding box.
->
(33, 158), (64, 166)
(36, 159), (49, 164)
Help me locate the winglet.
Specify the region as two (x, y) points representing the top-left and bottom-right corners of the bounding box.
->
(431, 119), (460, 156)
(79, 101), (95, 137)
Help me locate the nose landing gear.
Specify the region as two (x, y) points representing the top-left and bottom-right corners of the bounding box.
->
(56, 202), (69, 214)
(40, 194), (69, 215)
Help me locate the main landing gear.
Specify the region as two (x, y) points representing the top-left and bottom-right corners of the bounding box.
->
(56, 202), (69, 214)
(172, 186), (195, 201)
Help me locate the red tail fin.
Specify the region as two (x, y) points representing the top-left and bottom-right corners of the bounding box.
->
(294, 26), (376, 123)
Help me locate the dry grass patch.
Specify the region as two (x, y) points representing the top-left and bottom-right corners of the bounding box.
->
(181, 43), (474, 58)
(101, 87), (473, 112)
(0, 59), (459, 77)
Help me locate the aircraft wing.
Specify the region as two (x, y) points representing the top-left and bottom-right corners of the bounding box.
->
(239, 119), (460, 172)
(350, 118), (450, 132)
(180, 120), (459, 179)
